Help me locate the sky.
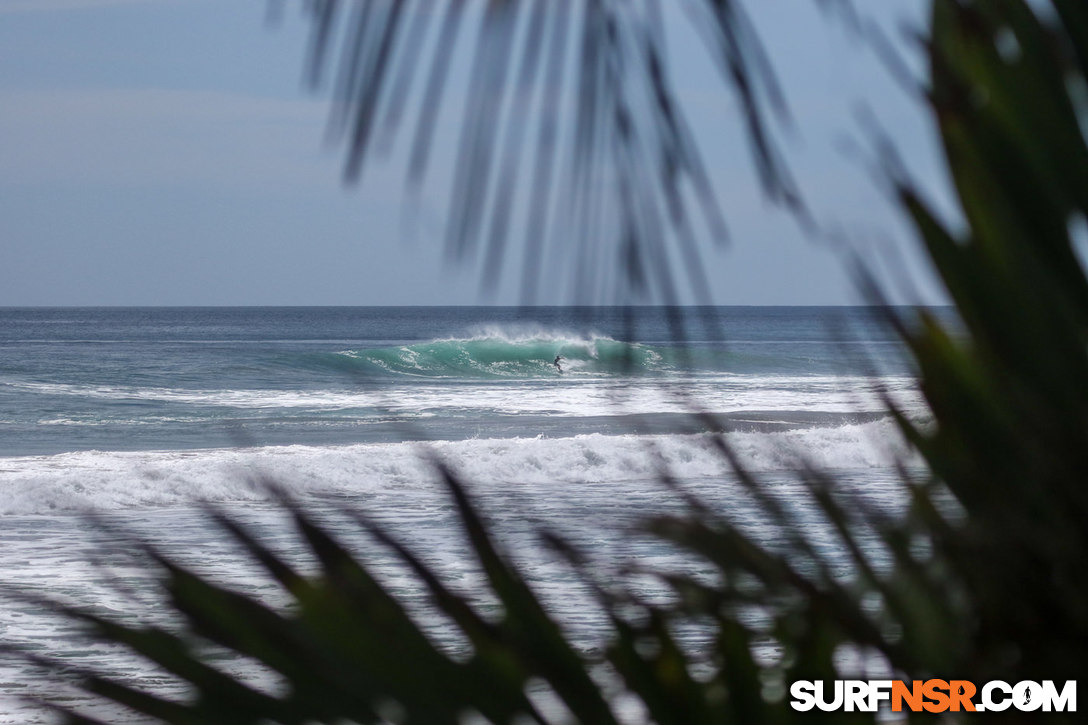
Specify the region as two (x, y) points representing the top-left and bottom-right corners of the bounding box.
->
(0, 0), (952, 306)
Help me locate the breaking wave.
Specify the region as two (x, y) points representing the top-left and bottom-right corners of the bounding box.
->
(329, 333), (666, 378)
(0, 419), (918, 515)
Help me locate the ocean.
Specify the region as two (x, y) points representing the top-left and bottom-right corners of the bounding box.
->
(0, 306), (931, 721)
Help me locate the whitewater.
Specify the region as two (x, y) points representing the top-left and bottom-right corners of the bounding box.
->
(0, 306), (934, 721)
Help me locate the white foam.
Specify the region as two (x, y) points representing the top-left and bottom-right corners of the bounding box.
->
(459, 324), (614, 345)
(14, 376), (924, 418)
(0, 420), (916, 515)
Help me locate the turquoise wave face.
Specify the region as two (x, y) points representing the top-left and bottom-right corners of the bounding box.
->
(307, 333), (909, 380)
(332, 335), (666, 378)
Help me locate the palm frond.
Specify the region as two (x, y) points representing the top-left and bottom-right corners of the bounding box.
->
(298, 0), (804, 303)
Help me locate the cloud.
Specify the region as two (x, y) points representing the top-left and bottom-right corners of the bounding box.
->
(0, 88), (342, 190)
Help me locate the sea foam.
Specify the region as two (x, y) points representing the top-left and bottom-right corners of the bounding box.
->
(0, 420), (916, 515)
(10, 375), (922, 417)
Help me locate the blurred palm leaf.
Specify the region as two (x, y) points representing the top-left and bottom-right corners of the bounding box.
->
(653, 0), (1088, 707)
(296, 0), (809, 303)
(888, 0), (1088, 680)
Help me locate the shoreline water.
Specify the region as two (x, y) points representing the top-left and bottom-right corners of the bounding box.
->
(0, 306), (926, 720)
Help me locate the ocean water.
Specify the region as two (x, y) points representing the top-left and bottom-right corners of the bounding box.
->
(0, 306), (932, 721)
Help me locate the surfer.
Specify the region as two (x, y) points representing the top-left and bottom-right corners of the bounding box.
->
(553, 355), (563, 373)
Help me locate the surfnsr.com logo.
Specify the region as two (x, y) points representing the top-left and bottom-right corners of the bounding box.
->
(789, 680), (1076, 713)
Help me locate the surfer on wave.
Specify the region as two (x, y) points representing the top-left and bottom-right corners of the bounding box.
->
(553, 355), (563, 373)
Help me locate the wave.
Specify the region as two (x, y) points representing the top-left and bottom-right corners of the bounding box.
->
(0, 420), (918, 515)
(6, 376), (925, 427)
(327, 332), (666, 378)
(306, 328), (911, 380)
